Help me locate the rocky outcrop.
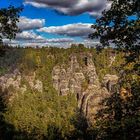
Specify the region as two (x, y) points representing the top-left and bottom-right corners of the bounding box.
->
(0, 69), (23, 93)
(109, 51), (116, 67)
(0, 52), (118, 123)
(52, 53), (118, 121)
(109, 55), (116, 67)
(24, 72), (43, 93)
(102, 74), (118, 92)
(0, 69), (43, 102)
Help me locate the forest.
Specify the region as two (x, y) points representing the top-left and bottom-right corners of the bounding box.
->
(0, 0), (140, 140)
(0, 45), (139, 140)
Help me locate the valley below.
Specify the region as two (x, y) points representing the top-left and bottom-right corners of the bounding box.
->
(0, 46), (139, 140)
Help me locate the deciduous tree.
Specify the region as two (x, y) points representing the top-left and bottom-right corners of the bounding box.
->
(0, 5), (22, 43)
(90, 0), (140, 63)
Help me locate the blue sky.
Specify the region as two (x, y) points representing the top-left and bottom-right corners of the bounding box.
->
(0, 0), (111, 47)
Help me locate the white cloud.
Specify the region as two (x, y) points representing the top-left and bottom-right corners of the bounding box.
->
(16, 31), (43, 40)
(16, 31), (74, 43)
(45, 38), (74, 43)
(3, 36), (99, 48)
(3, 39), (19, 46)
(24, 0), (112, 17)
(83, 39), (101, 46)
(18, 16), (45, 31)
(38, 23), (95, 38)
(3, 30), (75, 47)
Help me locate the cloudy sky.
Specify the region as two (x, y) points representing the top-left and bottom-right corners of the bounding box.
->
(0, 0), (112, 47)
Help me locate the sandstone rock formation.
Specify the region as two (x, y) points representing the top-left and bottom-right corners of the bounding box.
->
(102, 74), (119, 92)
(0, 69), (43, 102)
(52, 53), (118, 121)
(0, 69), (22, 93)
(0, 52), (118, 123)
(24, 72), (43, 93)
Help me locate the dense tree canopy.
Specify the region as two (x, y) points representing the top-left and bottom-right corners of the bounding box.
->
(0, 6), (22, 43)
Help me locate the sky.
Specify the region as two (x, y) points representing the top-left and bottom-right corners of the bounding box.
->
(0, 0), (112, 47)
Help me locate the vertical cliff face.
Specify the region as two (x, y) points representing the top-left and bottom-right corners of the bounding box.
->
(52, 53), (118, 121)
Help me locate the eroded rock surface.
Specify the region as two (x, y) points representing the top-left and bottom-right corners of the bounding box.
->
(0, 52), (118, 123)
(0, 69), (43, 102)
(52, 53), (118, 121)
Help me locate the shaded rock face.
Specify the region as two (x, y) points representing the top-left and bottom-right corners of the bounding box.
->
(52, 53), (118, 121)
(102, 74), (118, 92)
(0, 69), (22, 93)
(0, 69), (43, 101)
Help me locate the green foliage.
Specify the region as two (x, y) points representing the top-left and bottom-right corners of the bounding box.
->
(0, 6), (22, 42)
(0, 46), (137, 140)
(3, 90), (77, 139)
(89, 3), (140, 139)
(0, 47), (79, 139)
(90, 0), (140, 76)
(0, 67), (7, 75)
(91, 81), (140, 140)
